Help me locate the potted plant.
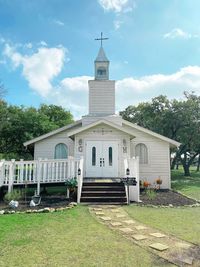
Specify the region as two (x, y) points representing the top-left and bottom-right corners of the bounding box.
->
(65, 178), (78, 201)
(143, 181), (151, 190)
(156, 177), (162, 190)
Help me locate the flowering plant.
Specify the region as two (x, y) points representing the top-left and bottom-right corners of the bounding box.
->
(155, 177), (162, 189)
(156, 178), (162, 185)
(143, 181), (151, 188)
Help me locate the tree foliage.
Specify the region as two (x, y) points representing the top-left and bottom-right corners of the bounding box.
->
(120, 92), (200, 176)
(0, 102), (74, 160)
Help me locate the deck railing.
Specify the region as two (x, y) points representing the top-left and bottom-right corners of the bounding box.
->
(0, 157), (80, 193)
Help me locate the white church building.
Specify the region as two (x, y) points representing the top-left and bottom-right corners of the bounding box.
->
(22, 39), (180, 203)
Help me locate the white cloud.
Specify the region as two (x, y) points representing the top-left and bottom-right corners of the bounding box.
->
(24, 42), (33, 49)
(0, 37), (5, 43)
(163, 28), (196, 39)
(51, 76), (92, 118)
(51, 66), (200, 117)
(53, 19), (64, 26)
(39, 41), (47, 46)
(98, 0), (134, 13)
(114, 20), (123, 30)
(3, 43), (66, 96)
(2, 41), (200, 119)
(115, 66), (200, 111)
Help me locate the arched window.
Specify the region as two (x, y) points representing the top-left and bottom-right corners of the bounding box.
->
(135, 143), (148, 164)
(92, 147), (96, 166)
(54, 143), (68, 159)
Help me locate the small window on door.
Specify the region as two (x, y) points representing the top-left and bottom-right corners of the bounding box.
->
(92, 147), (96, 166)
(109, 147), (112, 166)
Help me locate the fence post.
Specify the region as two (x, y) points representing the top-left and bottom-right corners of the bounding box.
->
(8, 159), (15, 193)
(37, 158), (42, 195)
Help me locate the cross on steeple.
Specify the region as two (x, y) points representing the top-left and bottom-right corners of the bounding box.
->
(95, 32), (109, 47)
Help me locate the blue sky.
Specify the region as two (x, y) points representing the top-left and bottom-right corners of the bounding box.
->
(1, 0), (200, 118)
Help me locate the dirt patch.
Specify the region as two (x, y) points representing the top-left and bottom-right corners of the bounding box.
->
(0, 195), (70, 211)
(139, 190), (197, 206)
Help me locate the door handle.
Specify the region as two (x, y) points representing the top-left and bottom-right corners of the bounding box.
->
(100, 158), (105, 167)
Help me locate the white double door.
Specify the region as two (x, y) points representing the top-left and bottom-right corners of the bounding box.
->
(85, 141), (119, 177)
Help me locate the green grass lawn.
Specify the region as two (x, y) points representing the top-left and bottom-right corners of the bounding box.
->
(171, 166), (200, 200)
(0, 206), (173, 267)
(125, 205), (200, 245)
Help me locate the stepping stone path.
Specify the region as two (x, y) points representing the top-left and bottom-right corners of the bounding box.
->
(110, 222), (122, 227)
(132, 234), (148, 241)
(100, 216), (111, 221)
(150, 233), (166, 238)
(123, 220), (135, 224)
(119, 227), (134, 234)
(90, 205), (200, 266)
(95, 212), (105, 215)
(149, 243), (169, 251)
(116, 214), (126, 218)
(135, 225), (147, 230)
(93, 208), (103, 211)
(111, 209), (120, 213)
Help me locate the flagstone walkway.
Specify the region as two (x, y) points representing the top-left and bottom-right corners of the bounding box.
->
(90, 205), (200, 267)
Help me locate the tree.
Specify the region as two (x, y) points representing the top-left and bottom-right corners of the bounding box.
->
(38, 104), (73, 128)
(0, 102), (74, 160)
(120, 92), (200, 176)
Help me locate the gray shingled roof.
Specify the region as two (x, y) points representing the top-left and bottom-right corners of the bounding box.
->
(95, 47), (109, 62)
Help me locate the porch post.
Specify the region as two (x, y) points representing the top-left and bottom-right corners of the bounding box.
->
(8, 159), (15, 193)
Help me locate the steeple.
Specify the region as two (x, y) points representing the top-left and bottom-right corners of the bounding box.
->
(85, 32), (115, 119)
(95, 47), (109, 62)
(94, 32), (109, 80)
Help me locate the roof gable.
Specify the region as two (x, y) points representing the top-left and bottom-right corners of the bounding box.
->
(122, 119), (180, 147)
(23, 120), (82, 146)
(67, 119), (135, 138)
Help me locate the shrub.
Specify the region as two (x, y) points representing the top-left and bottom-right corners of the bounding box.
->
(4, 190), (23, 202)
(146, 188), (157, 200)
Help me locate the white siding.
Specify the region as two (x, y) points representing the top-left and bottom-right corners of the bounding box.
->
(33, 120), (171, 189)
(123, 124), (171, 189)
(88, 80), (115, 115)
(34, 131), (74, 160)
(82, 115), (122, 126)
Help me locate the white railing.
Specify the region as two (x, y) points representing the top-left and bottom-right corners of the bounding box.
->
(77, 156), (84, 203)
(124, 156), (140, 203)
(123, 158), (129, 204)
(0, 157), (81, 193)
